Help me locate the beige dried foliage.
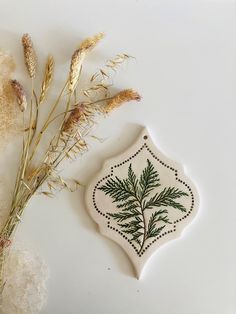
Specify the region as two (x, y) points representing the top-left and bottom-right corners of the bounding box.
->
(22, 33), (37, 78)
(63, 103), (93, 134)
(79, 32), (104, 51)
(26, 166), (39, 181)
(0, 176), (14, 232)
(69, 33), (104, 93)
(83, 54), (131, 101)
(0, 34), (140, 303)
(104, 89), (141, 113)
(11, 80), (27, 112)
(39, 55), (54, 104)
(0, 51), (20, 144)
(89, 54), (131, 85)
(0, 200), (9, 234)
(68, 49), (84, 93)
(63, 106), (82, 134)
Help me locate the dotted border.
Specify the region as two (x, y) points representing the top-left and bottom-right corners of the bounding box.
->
(92, 135), (195, 257)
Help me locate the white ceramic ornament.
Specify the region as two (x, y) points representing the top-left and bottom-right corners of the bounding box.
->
(85, 128), (199, 278)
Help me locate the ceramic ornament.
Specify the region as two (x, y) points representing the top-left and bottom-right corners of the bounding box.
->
(85, 128), (199, 278)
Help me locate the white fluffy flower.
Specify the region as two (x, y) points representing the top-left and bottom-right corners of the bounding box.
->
(1, 249), (49, 314)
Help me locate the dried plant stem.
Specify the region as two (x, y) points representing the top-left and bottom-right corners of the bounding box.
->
(45, 96), (113, 126)
(53, 137), (81, 168)
(0, 249), (6, 299)
(55, 92), (72, 144)
(11, 114), (27, 210)
(28, 80), (68, 165)
(29, 91), (39, 145)
(22, 79), (34, 171)
(12, 79), (35, 212)
(39, 55), (54, 104)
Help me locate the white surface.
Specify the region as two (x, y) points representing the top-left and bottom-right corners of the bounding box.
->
(0, 0), (235, 313)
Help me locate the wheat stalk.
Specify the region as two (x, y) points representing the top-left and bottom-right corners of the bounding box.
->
(69, 33), (104, 93)
(22, 33), (37, 78)
(39, 55), (54, 104)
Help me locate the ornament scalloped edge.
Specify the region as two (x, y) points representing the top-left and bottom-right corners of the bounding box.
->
(85, 127), (199, 279)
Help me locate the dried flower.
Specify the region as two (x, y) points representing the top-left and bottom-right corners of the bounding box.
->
(11, 80), (27, 112)
(39, 55), (54, 104)
(63, 105), (85, 134)
(79, 32), (104, 51)
(69, 33), (104, 93)
(22, 33), (37, 78)
(104, 89), (141, 113)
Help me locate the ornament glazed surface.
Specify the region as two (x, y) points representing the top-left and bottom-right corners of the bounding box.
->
(85, 128), (199, 278)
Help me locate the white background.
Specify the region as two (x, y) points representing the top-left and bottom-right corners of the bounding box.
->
(0, 0), (236, 313)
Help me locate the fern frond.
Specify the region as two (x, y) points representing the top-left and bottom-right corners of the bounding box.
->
(116, 198), (139, 210)
(146, 211), (167, 239)
(100, 159), (189, 253)
(146, 224), (165, 239)
(133, 236), (142, 245)
(132, 231), (144, 242)
(138, 159), (160, 199)
(98, 176), (134, 202)
(127, 164), (138, 194)
(144, 187), (188, 212)
(108, 208), (141, 222)
(118, 215), (142, 228)
(118, 218), (143, 235)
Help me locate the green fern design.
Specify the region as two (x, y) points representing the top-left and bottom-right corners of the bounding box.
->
(98, 159), (188, 254)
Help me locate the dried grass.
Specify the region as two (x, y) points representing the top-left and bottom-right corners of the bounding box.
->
(22, 34), (37, 78)
(0, 33), (140, 300)
(11, 80), (27, 112)
(0, 51), (20, 145)
(69, 33), (104, 93)
(104, 89), (141, 113)
(39, 55), (54, 104)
